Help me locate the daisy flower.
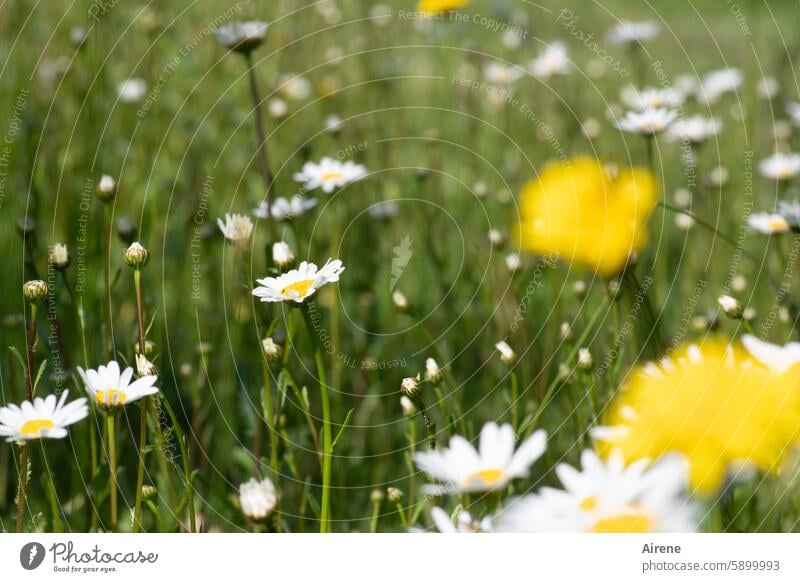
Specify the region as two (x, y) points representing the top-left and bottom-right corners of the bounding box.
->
(117, 78), (147, 103)
(78, 361), (159, 411)
(615, 108), (678, 135)
(239, 477), (278, 521)
(624, 86), (684, 110)
(607, 20), (660, 45)
(698, 68), (743, 104)
(293, 157), (368, 193)
(483, 61), (525, 86)
(414, 422), (547, 494)
(278, 74), (311, 101)
(495, 451), (696, 533)
(214, 21), (268, 53)
(742, 335), (800, 373)
(748, 212), (789, 235)
(252, 259), (345, 304)
(217, 213), (254, 246)
(529, 42), (569, 79)
(786, 101), (800, 127)
(759, 152), (800, 181)
(778, 200), (800, 228)
(253, 195), (318, 221)
(429, 507), (492, 533)
(666, 115), (721, 144)
(0, 391), (88, 441)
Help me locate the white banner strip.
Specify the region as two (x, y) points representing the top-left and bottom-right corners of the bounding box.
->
(1, 533), (799, 581)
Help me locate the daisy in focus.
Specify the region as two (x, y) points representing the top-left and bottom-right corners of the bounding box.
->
(615, 107), (678, 135)
(414, 422), (546, 494)
(495, 450), (696, 533)
(592, 339), (800, 494)
(516, 157), (657, 277)
(294, 157), (368, 193)
(252, 259), (345, 304)
(0, 391), (88, 441)
(78, 361), (159, 411)
(217, 213), (254, 246)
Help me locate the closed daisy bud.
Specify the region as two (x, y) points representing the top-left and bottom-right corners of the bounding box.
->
(732, 275), (747, 293)
(392, 290), (409, 312)
(690, 315), (709, 332)
(370, 489), (385, 503)
(401, 375), (421, 397)
(558, 362), (573, 383)
(123, 242), (150, 268)
(116, 215), (138, 244)
(400, 395), (416, 416)
(718, 294), (743, 319)
(743, 307), (756, 321)
(424, 357), (442, 385)
(49, 243), (70, 271)
(214, 21), (268, 54)
(488, 229), (504, 247)
(560, 322), (572, 340)
(97, 174), (117, 202)
(495, 340), (516, 365)
(387, 487), (403, 503)
(505, 253), (522, 273)
(134, 340), (155, 356)
(261, 337), (282, 361)
(577, 348), (593, 369)
(23, 280), (48, 303)
(272, 241), (295, 269)
(572, 280), (588, 297)
(141, 484), (157, 500)
(135, 354), (158, 378)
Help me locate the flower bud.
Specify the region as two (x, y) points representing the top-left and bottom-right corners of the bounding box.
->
(488, 229), (504, 248)
(23, 280), (48, 303)
(49, 243), (70, 271)
(116, 215), (138, 244)
(370, 489), (385, 503)
(505, 253), (521, 273)
(124, 242), (150, 268)
(718, 294), (743, 319)
(261, 337), (282, 361)
(572, 280), (587, 298)
(387, 487), (403, 503)
(400, 395), (416, 416)
(392, 290), (409, 312)
(577, 348), (593, 370)
(495, 340), (516, 365)
(135, 354), (158, 377)
(560, 322), (572, 340)
(141, 484), (157, 500)
(424, 357), (442, 385)
(97, 174), (117, 202)
(400, 375), (421, 397)
(272, 241), (295, 269)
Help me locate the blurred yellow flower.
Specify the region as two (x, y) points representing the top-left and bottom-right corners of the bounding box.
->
(516, 157), (657, 277)
(417, 0), (467, 14)
(593, 340), (800, 494)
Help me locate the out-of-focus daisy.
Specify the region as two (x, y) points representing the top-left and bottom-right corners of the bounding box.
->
(217, 213), (253, 246)
(505, 252), (522, 273)
(214, 21), (268, 53)
(369, 4), (393, 26)
(593, 340), (800, 493)
(78, 361), (159, 411)
(483, 61), (525, 86)
(417, 0), (467, 13)
(118, 78), (147, 103)
(742, 334), (800, 373)
(759, 152), (800, 181)
(699, 68), (742, 104)
(786, 101), (800, 127)
(748, 212), (789, 235)
(252, 259), (345, 304)
(430, 507), (492, 533)
(615, 107), (678, 135)
(623, 86), (684, 110)
(607, 20), (660, 45)
(414, 422), (546, 494)
(49, 243), (70, 271)
(666, 115), (721, 144)
(278, 74), (311, 101)
(757, 76), (780, 100)
(293, 157), (368, 193)
(495, 451), (696, 533)
(239, 477), (277, 521)
(778, 200), (800, 228)
(268, 98), (288, 118)
(673, 74), (700, 98)
(324, 114), (343, 134)
(529, 42), (569, 79)
(516, 157), (657, 276)
(253, 196), (318, 221)
(369, 201), (399, 221)
(0, 391), (88, 441)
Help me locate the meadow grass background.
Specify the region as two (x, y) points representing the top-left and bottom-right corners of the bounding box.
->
(2, 0), (800, 532)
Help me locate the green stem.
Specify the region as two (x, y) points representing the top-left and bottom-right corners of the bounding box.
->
(15, 443), (29, 532)
(103, 206), (113, 360)
(41, 443), (63, 532)
(158, 394), (197, 533)
(132, 268), (147, 533)
(300, 303), (332, 533)
(261, 358), (279, 476)
(107, 414), (117, 531)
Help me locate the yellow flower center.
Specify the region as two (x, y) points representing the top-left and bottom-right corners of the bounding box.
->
(281, 279), (315, 298)
(321, 171), (344, 183)
(769, 218), (789, 231)
(96, 389), (127, 407)
(579, 495), (598, 511)
(20, 419), (55, 437)
(465, 468), (505, 487)
(590, 511), (655, 533)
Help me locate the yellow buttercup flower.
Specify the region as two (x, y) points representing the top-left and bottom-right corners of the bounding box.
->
(516, 158), (657, 277)
(417, 0), (467, 14)
(593, 340), (800, 494)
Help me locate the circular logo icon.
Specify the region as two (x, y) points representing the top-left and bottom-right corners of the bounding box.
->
(20, 542), (46, 570)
